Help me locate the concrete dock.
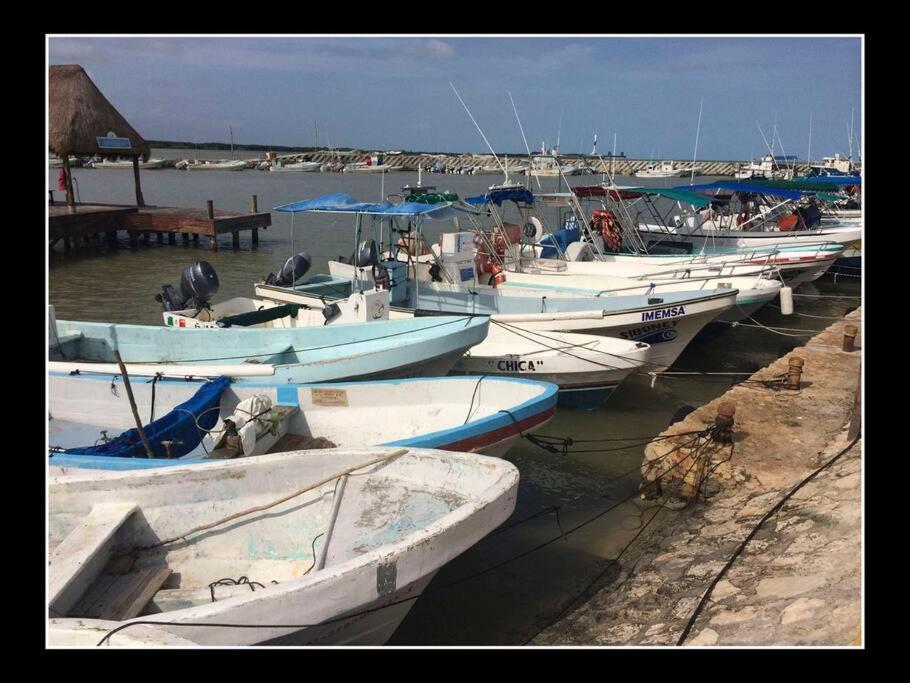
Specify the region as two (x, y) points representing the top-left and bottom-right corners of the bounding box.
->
(532, 308), (862, 646)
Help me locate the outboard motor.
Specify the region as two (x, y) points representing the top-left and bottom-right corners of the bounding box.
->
(354, 240), (379, 268)
(264, 252), (312, 286)
(156, 261), (219, 312)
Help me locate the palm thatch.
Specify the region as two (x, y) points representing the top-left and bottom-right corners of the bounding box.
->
(49, 65), (150, 160)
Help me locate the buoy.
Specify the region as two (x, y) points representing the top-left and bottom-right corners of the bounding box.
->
(779, 286), (793, 315)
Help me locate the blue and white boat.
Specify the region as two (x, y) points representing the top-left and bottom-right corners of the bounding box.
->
(49, 374), (558, 469)
(252, 193), (738, 371)
(48, 313), (489, 384)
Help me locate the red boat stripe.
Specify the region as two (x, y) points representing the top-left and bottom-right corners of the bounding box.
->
(441, 406), (557, 452)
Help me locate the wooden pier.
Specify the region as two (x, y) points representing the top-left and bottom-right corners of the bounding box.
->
(48, 195), (271, 252)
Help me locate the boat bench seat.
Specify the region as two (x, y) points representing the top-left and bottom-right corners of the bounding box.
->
(48, 502), (138, 617)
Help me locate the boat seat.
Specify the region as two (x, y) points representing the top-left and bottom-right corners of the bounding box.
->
(70, 566), (172, 621)
(48, 502), (138, 617)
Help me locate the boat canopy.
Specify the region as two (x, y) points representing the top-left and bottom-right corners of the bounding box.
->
(795, 175), (862, 186)
(735, 179), (856, 192)
(677, 182), (806, 201)
(465, 186), (535, 207)
(627, 187), (713, 208)
(275, 193), (478, 220)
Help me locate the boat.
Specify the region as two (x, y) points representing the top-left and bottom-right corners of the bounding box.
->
(464, 187), (784, 319)
(91, 158), (167, 170)
(49, 619), (198, 647)
(634, 181), (862, 254)
(534, 187), (843, 288)
(452, 323), (651, 410)
(48, 374), (558, 468)
(48, 446), (519, 645)
(183, 160), (247, 171)
(254, 193), (738, 371)
(269, 160), (322, 173)
(733, 154), (797, 180)
(48, 308), (490, 384)
(344, 154), (391, 173)
(635, 161), (700, 178)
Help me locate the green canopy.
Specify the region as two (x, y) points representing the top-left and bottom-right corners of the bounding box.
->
(629, 187), (713, 209)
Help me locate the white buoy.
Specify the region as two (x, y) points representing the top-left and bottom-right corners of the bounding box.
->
(779, 286), (794, 315)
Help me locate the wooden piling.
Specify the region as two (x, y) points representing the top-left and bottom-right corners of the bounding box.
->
(251, 195), (259, 246)
(132, 156), (146, 207)
(232, 231), (240, 249)
(182, 233), (189, 243)
(168, 233), (176, 244)
(129, 231), (139, 249)
(848, 364), (862, 441)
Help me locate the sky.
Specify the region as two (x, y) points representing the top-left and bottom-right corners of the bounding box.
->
(48, 36), (862, 160)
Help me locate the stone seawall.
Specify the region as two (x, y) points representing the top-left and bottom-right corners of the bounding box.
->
(533, 307), (862, 646)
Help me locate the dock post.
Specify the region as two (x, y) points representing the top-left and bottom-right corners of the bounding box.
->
(842, 324), (858, 352)
(129, 231), (139, 249)
(132, 156), (146, 207)
(168, 233), (176, 244)
(63, 236), (71, 251)
(192, 234), (199, 245)
(232, 231), (240, 249)
(156, 233), (164, 243)
(713, 403), (736, 443)
(49, 190), (54, 205)
(143, 232), (151, 244)
(206, 200), (217, 251)
(786, 356), (805, 390)
(106, 231), (118, 248)
(182, 233), (189, 244)
(251, 195), (259, 246)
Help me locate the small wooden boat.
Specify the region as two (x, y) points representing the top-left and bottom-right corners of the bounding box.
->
(48, 375), (558, 468)
(269, 161), (322, 172)
(48, 446), (519, 645)
(452, 324), (651, 410)
(48, 314), (490, 384)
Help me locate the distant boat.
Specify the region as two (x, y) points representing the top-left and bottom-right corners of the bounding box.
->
(733, 154), (795, 180)
(635, 161), (699, 178)
(91, 158), (167, 170)
(48, 445), (519, 645)
(344, 153), (391, 173)
(269, 160), (322, 173)
(183, 159), (247, 171)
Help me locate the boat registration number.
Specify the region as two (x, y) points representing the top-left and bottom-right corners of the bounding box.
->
(641, 305), (685, 322)
(311, 388), (349, 407)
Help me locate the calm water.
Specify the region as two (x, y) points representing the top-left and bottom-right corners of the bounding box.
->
(47, 161), (861, 645)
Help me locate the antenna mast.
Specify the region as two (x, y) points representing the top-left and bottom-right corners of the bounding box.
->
(509, 91), (540, 189)
(450, 82), (507, 178)
(690, 96), (704, 184)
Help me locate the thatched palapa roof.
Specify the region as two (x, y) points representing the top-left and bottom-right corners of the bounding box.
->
(48, 65), (150, 160)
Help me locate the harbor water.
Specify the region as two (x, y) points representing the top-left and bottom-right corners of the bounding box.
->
(48, 159), (861, 644)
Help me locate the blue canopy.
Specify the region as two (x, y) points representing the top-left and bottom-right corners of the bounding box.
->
(798, 175), (862, 186)
(465, 187), (535, 207)
(275, 193), (475, 221)
(62, 376), (231, 459)
(675, 182), (806, 201)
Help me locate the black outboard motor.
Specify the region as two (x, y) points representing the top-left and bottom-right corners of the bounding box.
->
(264, 252), (312, 286)
(156, 261), (220, 312)
(354, 240), (379, 268)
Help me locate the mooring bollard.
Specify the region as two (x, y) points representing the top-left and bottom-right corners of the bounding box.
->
(843, 324), (858, 352)
(786, 356), (805, 390)
(713, 402), (736, 443)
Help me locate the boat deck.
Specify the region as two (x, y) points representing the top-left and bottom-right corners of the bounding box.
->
(48, 199), (271, 251)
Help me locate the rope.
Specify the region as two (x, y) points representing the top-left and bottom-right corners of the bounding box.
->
(727, 317), (821, 337)
(676, 435), (860, 646)
(134, 449), (408, 551)
(766, 304), (852, 320)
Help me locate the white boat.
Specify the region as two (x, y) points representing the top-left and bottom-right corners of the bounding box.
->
(635, 161), (700, 178)
(49, 619), (198, 647)
(48, 373), (558, 465)
(48, 446), (519, 645)
(344, 154), (391, 173)
(733, 154), (796, 180)
(452, 323), (651, 410)
(91, 158), (167, 170)
(269, 160), (322, 173)
(184, 160), (247, 171)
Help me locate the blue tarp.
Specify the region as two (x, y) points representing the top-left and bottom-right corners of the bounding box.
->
(63, 376), (231, 459)
(799, 175), (862, 186)
(538, 225), (580, 259)
(465, 187), (535, 207)
(274, 193), (473, 220)
(674, 182), (806, 201)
